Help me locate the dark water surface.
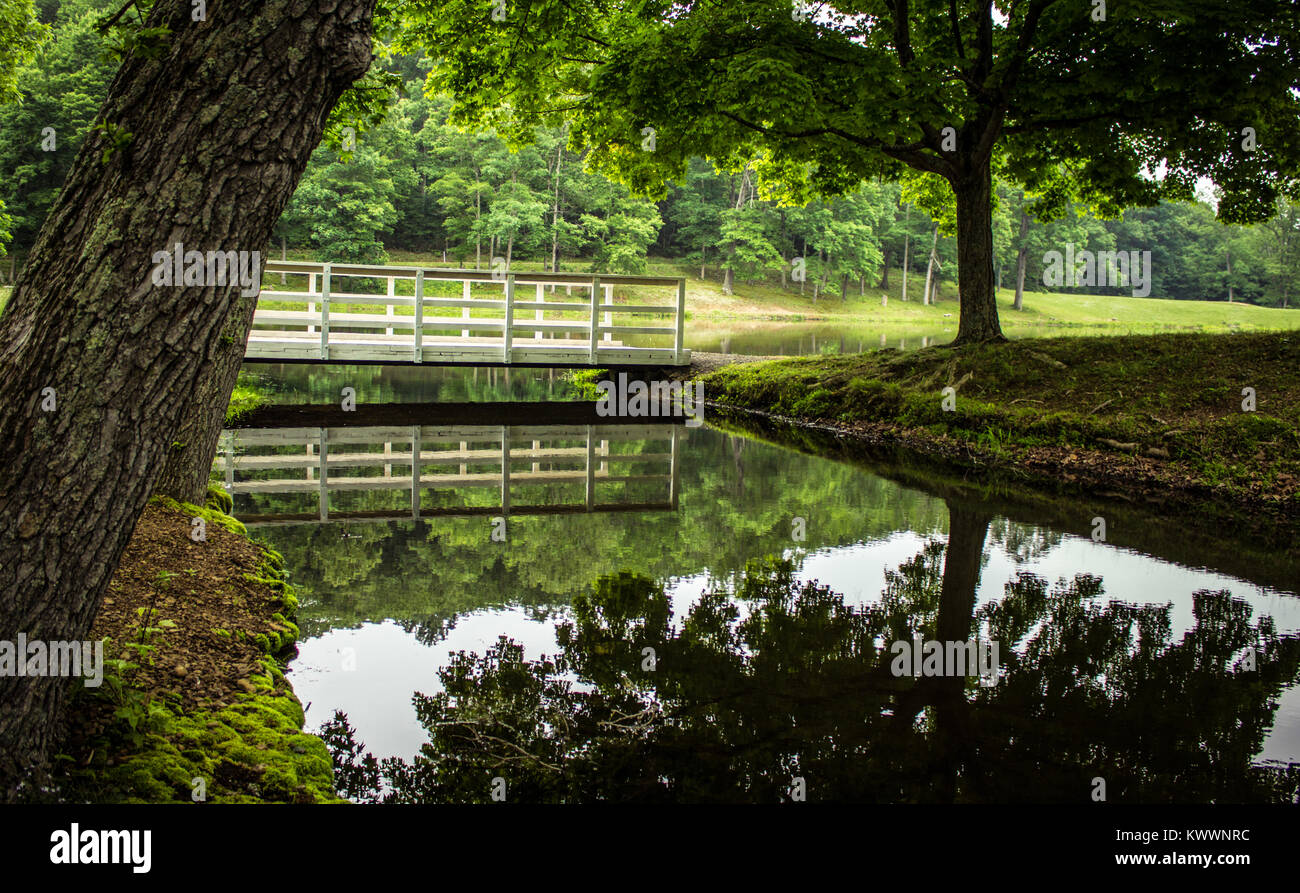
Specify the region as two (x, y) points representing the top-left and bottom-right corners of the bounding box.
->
(224, 363), (1300, 803)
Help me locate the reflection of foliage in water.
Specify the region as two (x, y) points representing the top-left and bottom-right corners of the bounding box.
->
(988, 517), (1064, 565)
(251, 427), (951, 640)
(324, 539), (1300, 804)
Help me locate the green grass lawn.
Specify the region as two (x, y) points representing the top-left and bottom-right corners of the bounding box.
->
(270, 251), (1298, 336)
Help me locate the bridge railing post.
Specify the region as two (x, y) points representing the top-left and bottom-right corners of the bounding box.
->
(584, 425), (594, 510)
(462, 280), (470, 338)
(386, 275), (396, 336)
(320, 264), (332, 360)
(307, 272), (317, 334)
(675, 277), (686, 364)
(500, 427), (511, 517)
(224, 431), (234, 491)
(318, 427), (328, 521)
(603, 285), (613, 343)
(588, 275), (601, 364)
(410, 425), (421, 520)
(413, 270), (424, 363)
(503, 273), (515, 363)
(669, 425), (679, 507)
(534, 282), (543, 341)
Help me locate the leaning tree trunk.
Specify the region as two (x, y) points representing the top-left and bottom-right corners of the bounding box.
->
(153, 310), (252, 503)
(950, 160), (1006, 343)
(923, 226), (938, 307)
(0, 0), (374, 798)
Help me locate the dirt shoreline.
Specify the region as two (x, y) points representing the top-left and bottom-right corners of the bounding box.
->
(51, 497), (339, 804)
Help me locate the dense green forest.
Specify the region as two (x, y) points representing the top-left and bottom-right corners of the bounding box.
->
(2, 0), (1297, 307)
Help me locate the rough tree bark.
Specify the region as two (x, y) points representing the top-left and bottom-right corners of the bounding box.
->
(950, 160), (1005, 343)
(0, 0), (375, 798)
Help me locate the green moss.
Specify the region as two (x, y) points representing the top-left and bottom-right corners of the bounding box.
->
(205, 483), (233, 514)
(149, 495), (247, 537)
(225, 371), (271, 424)
(59, 657), (340, 804)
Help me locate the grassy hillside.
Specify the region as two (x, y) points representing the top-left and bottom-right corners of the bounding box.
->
(381, 251), (1300, 334)
(702, 331), (1300, 513)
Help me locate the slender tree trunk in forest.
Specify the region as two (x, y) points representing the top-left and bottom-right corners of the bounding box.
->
(923, 225), (938, 307)
(840, 272), (850, 303)
(949, 160), (1005, 343)
(1014, 209), (1030, 311)
(879, 249), (890, 289)
(722, 264), (734, 295)
(901, 233), (911, 301)
(280, 235), (287, 285)
(475, 183), (482, 269)
(551, 141), (562, 276)
(700, 243), (706, 280)
(0, 0), (375, 798)
(1227, 249), (1234, 302)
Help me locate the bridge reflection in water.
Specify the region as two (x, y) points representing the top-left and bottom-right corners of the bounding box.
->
(216, 423), (682, 526)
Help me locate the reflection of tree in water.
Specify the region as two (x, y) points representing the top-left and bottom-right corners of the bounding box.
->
(988, 517), (1064, 565)
(323, 502), (1300, 804)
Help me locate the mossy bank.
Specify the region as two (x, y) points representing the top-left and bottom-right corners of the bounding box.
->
(698, 332), (1300, 536)
(52, 489), (340, 803)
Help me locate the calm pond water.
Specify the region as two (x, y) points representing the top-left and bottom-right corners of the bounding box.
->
(224, 364), (1300, 803)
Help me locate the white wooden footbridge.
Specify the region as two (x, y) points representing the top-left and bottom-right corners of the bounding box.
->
(217, 423), (682, 525)
(248, 261), (690, 367)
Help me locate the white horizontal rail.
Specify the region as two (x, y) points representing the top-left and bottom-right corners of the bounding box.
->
(220, 424), (681, 521)
(250, 262), (689, 365)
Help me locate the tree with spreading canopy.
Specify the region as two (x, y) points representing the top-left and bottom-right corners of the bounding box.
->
(0, 0), (377, 798)
(402, 0), (1300, 343)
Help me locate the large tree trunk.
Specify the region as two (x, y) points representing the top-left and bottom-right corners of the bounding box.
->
(0, 0), (374, 798)
(950, 161), (1006, 343)
(1014, 209), (1030, 311)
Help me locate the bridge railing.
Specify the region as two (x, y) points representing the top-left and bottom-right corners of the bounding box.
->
(251, 261), (689, 366)
(216, 423), (682, 524)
